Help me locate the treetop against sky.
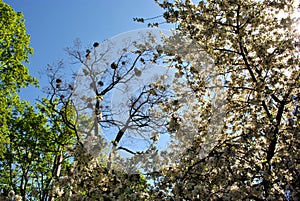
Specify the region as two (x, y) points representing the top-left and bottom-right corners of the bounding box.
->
(1, 0), (300, 200)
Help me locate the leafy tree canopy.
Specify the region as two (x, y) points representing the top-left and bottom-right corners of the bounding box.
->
(0, 1), (37, 91)
(1, 0), (300, 200)
(0, 1), (37, 159)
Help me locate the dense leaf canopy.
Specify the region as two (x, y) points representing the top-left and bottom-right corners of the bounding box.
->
(1, 0), (299, 200)
(0, 1), (36, 91)
(0, 1), (36, 159)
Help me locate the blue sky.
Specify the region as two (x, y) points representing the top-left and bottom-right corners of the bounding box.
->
(3, 0), (168, 102)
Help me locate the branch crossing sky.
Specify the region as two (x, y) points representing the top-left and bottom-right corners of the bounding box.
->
(3, 0), (167, 102)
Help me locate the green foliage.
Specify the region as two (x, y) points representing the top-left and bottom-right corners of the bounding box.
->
(0, 1), (37, 159)
(3, 0), (299, 200)
(0, 2), (76, 200)
(0, 99), (78, 200)
(0, 1), (150, 200)
(0, 1), (37, 91)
